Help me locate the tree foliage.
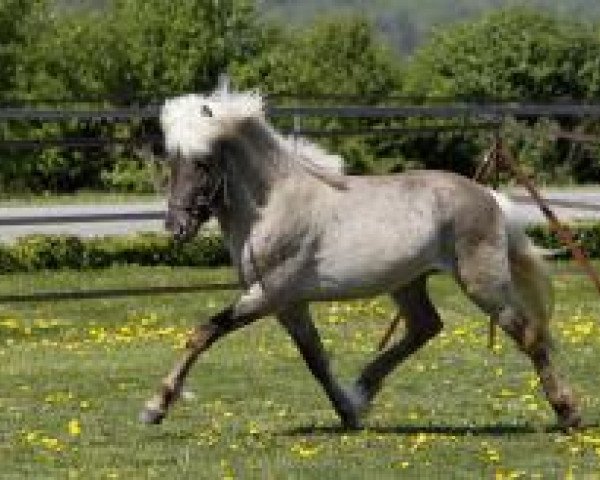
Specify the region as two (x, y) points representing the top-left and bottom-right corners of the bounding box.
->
(404, 8), (600, 100)
(399, 9), (600, 181)
(17, 0), (263, 100)
(3, 3), (600, 191)
(0, 0), (46, 94)
(231, 15), (400, 97)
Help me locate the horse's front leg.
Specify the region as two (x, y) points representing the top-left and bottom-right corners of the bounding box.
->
(140, 283), (270, 424)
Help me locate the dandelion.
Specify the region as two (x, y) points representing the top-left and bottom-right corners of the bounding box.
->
(0, 318), (19, 329)
(40, 436), (63, 452)
(220, 459), (235, 479)
(68, 419), (81, 436)
(247, 422), (259, 435)
(528, 377), (540, 389)
(565, 466), (575, 480)
(498, 388), (515, 398)
(487, 449), (500, 462)
(291, 441), (320, 458)
(481, 442), (501, 463)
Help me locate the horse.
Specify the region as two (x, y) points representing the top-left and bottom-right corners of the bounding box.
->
(140, 88), (581, 430)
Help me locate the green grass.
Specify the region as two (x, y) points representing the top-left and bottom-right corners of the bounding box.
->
(1, 265), (600, 478)
(0, 192), (163, 206)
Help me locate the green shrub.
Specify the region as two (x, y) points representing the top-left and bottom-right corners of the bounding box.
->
(527, 223), (600, 259)
(0, 232), (229, 274)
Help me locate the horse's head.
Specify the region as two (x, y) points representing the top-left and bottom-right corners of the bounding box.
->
(160, 90), (265, 241)
(161, 98), (223, 242)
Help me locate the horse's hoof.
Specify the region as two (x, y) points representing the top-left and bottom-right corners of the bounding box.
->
(341, 415), (364, 431)
(558, 410), (582, 431)
(139, 407), (165, 425)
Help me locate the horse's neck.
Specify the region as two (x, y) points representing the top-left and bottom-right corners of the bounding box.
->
(215, 119), (296, 254)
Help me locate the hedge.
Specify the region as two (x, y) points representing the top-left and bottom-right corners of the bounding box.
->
(0, 233), (230, 274)
(527, 222), (600, 259)
(0, 223), (599, 274)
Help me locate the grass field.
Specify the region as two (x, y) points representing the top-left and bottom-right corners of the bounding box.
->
(1, 264), (600, 479)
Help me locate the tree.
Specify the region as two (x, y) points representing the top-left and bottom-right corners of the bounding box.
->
(0, 0), (46, 95)
(109, 0), (263, 96)
(231, 15), (401, 97)
(404, 8), (600, 100)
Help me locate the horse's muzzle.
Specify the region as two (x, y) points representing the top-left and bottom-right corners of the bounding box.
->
(165, 206), (211, 243)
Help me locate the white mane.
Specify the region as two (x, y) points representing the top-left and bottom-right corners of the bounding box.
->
(282, 136), (345, 174)
(160, 90), (264, 158)
(160, 88), (345, 175)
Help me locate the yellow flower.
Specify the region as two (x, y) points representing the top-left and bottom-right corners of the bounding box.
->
(68, 419), (81, 436)
(291, 442), (321, 458)
(41, 436), (62, 452)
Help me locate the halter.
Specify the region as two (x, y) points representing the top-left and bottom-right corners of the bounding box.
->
(167, 169), (225, 220)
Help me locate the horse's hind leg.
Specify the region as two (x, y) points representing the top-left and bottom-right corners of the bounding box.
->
(499, 309), (580, 428)
(455, 248), (581, 429)
(351, 277), (443, 414)
(277, 303), (361, 429)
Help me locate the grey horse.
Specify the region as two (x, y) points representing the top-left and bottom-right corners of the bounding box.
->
(140, 89), (581, 430)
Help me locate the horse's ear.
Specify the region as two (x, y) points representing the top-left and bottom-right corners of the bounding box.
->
(201, 105), (213, 117)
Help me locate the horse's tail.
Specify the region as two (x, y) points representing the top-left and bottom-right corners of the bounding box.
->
(508, 228), (554, 348)
(492, 191), (554, 349)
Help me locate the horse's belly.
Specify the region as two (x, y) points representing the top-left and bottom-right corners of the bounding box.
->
(308, 229), (442, 299)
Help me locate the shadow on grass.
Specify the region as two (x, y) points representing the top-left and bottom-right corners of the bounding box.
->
(282, 421), (600, 437)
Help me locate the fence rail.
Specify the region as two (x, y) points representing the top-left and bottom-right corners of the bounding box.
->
(0, 211), (164, 226)
(1, 100), (599, 305)
(2, 103), (600, 122)
(0, 125), (500, 150)
(1, 195), (599, 228)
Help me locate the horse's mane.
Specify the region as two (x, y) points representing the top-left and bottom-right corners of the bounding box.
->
(280, 135), (347, 189)
(161, 89), (347, 189)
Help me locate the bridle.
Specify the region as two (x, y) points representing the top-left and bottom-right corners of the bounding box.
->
(167, 162), (226, 221)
